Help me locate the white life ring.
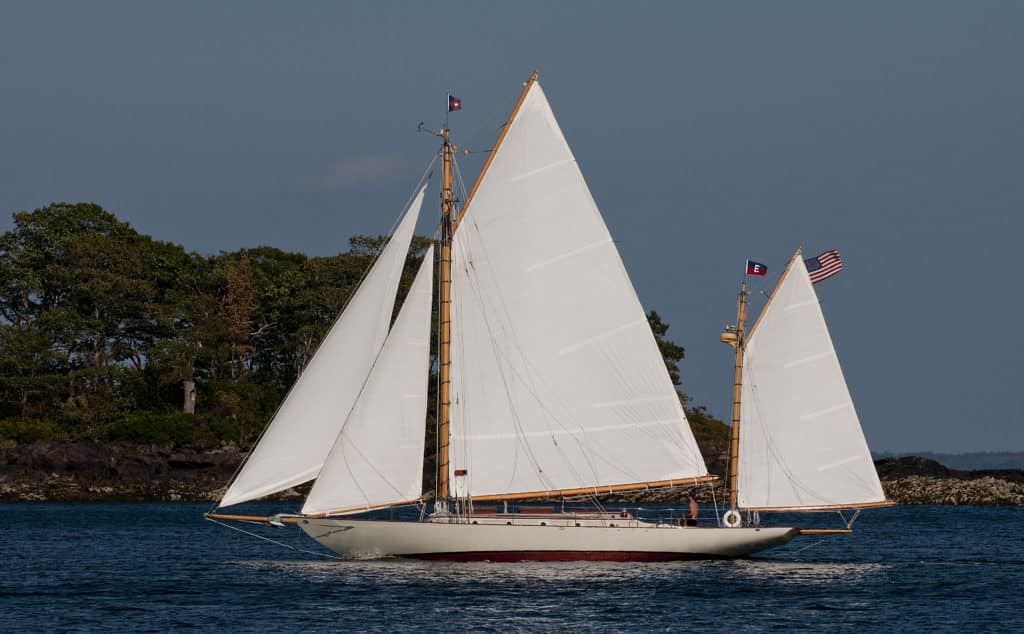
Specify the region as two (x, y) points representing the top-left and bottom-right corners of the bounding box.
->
(722, 510), (742, 528)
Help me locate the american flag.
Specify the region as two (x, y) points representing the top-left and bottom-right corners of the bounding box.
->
(804, 249), (843, 284)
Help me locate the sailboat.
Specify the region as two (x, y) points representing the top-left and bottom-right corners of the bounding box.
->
(207, 72), (891, 560)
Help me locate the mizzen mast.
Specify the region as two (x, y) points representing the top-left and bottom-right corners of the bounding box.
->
(720, 280), (748, 513)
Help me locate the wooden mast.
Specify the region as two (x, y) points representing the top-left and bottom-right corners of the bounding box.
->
(437, 127), (455, 500)
(723, 279), (748, 512)
(437, 70), (539, 502)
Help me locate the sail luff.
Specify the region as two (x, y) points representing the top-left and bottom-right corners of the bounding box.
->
(453, 70), (538, 232)
(745, 248), (802, 343)
(218, 186), (426, 508)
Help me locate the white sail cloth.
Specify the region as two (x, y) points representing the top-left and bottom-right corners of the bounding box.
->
(302, 247), (433, 516)
(219, 186), (426, 508)
(738, 254), (886, 510)
(449, 82), (708, 498)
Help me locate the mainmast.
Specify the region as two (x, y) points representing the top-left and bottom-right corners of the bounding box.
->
(720, 280), (748, 512)
(437, 127), (456, 500)
(436, 71), (538, 504)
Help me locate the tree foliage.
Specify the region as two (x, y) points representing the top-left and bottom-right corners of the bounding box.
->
(0, 202), (726, 449)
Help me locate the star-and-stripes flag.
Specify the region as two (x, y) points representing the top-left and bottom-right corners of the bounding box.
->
(804, 249), (843, 284)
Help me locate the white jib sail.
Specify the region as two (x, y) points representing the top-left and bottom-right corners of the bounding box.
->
(302, 246), (433, 516)
(449, 82), (708, 498)
(219, 186), (426, 508)
(738, 253), (886, 510)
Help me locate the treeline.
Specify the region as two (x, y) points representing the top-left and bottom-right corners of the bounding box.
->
(0, 202), (726, 451)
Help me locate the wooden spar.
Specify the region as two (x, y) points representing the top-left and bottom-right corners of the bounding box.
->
(205, 513), (300, 524)
(452, 69), (538, 231)
(745, 248), (801, 342)
(744, 500), (897, 512)
(437, 128), (455, 500)
(798, 529), (853, 535)
(467, 475), (719, 503)
(207, 498), (425, 524)
(725, 250), (799, 510)
(726, 279), (747, 511)
(305, 498), (425, 519)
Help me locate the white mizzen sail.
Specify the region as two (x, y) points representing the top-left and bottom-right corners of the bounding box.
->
(737, 252), (885, 510)
(302, 246), (434, 516)
(449, 82), (708, 498)
(219, 186), (426, 508)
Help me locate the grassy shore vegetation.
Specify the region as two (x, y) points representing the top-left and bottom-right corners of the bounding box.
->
(0, 202), (728, 453)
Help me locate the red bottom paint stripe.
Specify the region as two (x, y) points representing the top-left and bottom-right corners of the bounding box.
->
(406, 551), (725, 562)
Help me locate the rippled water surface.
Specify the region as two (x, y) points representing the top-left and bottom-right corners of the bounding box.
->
(1, 503), (1021, 632)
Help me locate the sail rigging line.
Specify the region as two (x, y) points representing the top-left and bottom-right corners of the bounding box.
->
(214, 160), (436, 510)
(454, 214), (665, 493)
(452, 226), (555, 493)
(743, 363), (839, 508)
(453, 216), (653, 495)
(745, 248), (801, 344)
(301, 245), (434, 516)
(332, 430), (411, 512)
(204, 516), (344, 560)
(742, 319), (861, 509)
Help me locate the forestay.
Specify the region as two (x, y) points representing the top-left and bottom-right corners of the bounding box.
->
(219, 186), (426, 508)
(302, 247), (433, 516)
(738, 253), (886, 510)
(449, 82), (708, 498)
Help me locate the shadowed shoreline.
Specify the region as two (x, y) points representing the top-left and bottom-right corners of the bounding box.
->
(2, 441), (1021, 506)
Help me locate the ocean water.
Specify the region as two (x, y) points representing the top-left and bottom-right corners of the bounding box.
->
(1, 503), (1021, 632)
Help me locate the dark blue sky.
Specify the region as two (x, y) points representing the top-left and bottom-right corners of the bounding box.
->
(2, 2), (1021, 453)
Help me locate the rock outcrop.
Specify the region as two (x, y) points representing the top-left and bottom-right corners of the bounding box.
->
(0, 440), (303, 503)
(1, 441), (1022, 505)
(875, 456), (1024, 506)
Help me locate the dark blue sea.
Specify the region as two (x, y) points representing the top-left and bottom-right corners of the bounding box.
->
(1, 503), (1021, 632)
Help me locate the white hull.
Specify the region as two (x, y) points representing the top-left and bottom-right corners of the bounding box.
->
(299, 515), (798, 561)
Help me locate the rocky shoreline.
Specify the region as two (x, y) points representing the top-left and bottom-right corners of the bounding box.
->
(1, 441), (1022, 506)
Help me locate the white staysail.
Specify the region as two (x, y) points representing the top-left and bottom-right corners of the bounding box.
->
(448, 82), (708, 498)
(737, 253), (886, 510)
(219, 186), (426, 508)
(302, 247), (434, 516)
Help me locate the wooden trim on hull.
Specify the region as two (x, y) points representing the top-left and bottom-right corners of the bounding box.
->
(742, 500), (896, 512)
(469, 475), (718, 503)
(409, 550), (730, 562)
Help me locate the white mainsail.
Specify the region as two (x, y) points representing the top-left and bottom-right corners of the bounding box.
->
(302, 246), (434, 516)
(737, 252), (885, 510)
(448, 82), (708, 498)
(219, 186), (426, 508)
